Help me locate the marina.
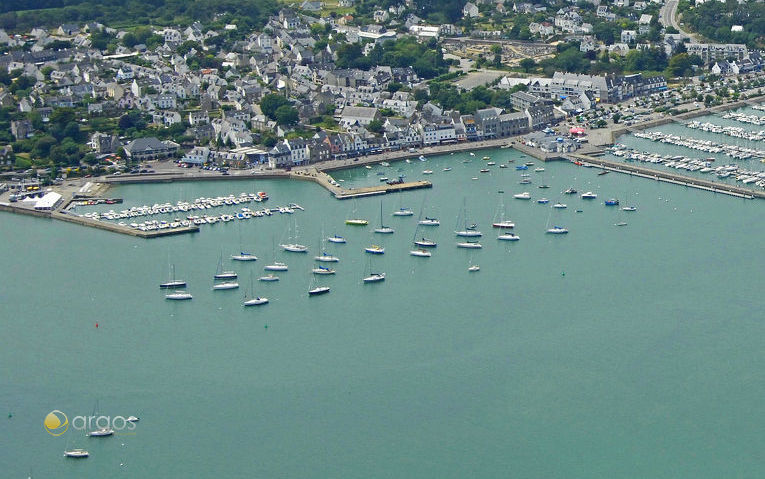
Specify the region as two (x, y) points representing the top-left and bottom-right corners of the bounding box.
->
(4, 137), (765, 478)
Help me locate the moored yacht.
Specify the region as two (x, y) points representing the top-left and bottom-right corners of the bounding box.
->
(281, 243), (308, 252)
(552, 203), (567, 209)
(457, 241), (482, 249)
(165, 291), (192, 300)
(213, 281), (239, 290)
(231, 252), (257, 261)
(546, 226), (569, 234)
(414, 238), (437, 248)
(419, 217), (440, 226)
(64, 449), (89, 458)
(409, 249), (432, 257)
(492, 220), (515, 228)
(308, 286), (330, 295)
(513, 192), (531, 200)
(88, 427), (114, 437)
(581, 191), (597, 199)
(258, 274), (280, 282)
(312, 266), (336, 275)
(327, 234), (346, 243)
(392, 208), (414, 216)
(365, 245), (385, 254)
(264, 262), (288, 271)
(314, 252), (339, 262)
(362, 272), (386, 283)
(497, 232), (520, 241)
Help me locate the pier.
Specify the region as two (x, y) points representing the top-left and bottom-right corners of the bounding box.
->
(565, 153), (764, 200)
(290, 168), (431, 199)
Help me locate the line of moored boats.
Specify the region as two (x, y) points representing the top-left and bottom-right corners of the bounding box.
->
(609, 145), (765, 188)
(686, 120), (765, 142)
(633, 131), (764, 160)
(723, 111), (765, 126)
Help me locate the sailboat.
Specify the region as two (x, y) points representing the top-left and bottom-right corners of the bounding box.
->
(362, 257), (385, 283)
(258, 274), (280, 282)
(374, 201), (395, 234)
(457, 240), (482, 248)
(392, 207), (414, 216)
(243, 276), (268, 306)
(165, 290), (192, 300)
(545, 205), (568, 234)
(159, 264), (186, 289)
(280, 217), (308, 252)
(231, 222), (257, 261)
(64, 422), (89, 458)
(492, 195), (515, 229)
(314, 230), (340, 262)
(345, 199), (368, 225)
(308, 276), (330, 295)
(327, 234), (347, 244)
(455, 199), (482, 237)
(214, 253), (237, 279)
(412, 202), (437, 248)
(213, 280), (239, 290)
(409, 248), (432, 257)
(312, 265), (336, 275)
(87, 401), (114, 437)
(264, 237), (288, 271)
(364, 244), (385, 254)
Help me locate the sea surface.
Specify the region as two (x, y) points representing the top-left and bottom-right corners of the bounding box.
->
(2, 143), (764, 478)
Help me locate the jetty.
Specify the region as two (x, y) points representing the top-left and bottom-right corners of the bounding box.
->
(565, 153), (764, 200)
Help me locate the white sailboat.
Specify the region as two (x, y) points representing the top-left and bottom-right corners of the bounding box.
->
(231, 222), (257, 261)
(280, 217), (308, 252)
(454, 199), (482, 237)
(159, 263), (186, 289)
(165, 290), (192, 300)
(492, 195), (515, 229)
(327, 234), (347, 244)
(258, 274), (280, 282)
(312, 265), (336, 275)
(214, 253), (237, 279)
(265, 237), (288, 271)
(457, 240), (482, 248)
(308, 276), (330, 295)
(412, 203), (437, 248)
(213, 281), (239, 290)
(243, 276), (268, 306)
(409, 248), (432, 257)
(374, 201), (395, 234)
(314, 229), (340, 262)
(345, 199), (368, 225)
(362, 257), (386, 283)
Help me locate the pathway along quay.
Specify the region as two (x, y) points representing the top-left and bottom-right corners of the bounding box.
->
(566, 153), (764, 200)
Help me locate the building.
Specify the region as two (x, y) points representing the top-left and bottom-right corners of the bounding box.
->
(510, 91), (545, 111)
(123, 137), (180, 160)
(339, 106), (380, 126)
(11, 120), (33, 140)
(90, 132), (121, 154)
(686, 43), (748, 64)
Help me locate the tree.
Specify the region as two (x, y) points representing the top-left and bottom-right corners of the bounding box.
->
(519, 58), (536, 73)
(612, 112), (622, 124)
(260, 94), (291, 120)
(367, 119), (383, 133)
(274, 105), (299, 126)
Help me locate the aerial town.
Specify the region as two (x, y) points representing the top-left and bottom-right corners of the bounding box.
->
(0, 0), (762, 197)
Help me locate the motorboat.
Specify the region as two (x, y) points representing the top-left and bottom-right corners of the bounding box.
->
(605, 198), (620, 206)
(546, 226), (569, 234)
(468, 265), (480, 272)
(327, 235), (346, 243)
(457, 241), (482, 249)
(213, 281), (239, 290)
(365, 245), (385, 254)
(581, 191), (598, 199)
(419, 217), (440, 226)
(622, 206), (637, 211)
(64, 449), (89, 458)
(264, 262), (288, 271)
(314, 253), (339, 262)
(409, 249), (432, 257)
(126, 416), (139, 422)
(552, 203), (567, 209)
(422, 170), (433, 174)
(480, 169), (490, 173)
(564, 187), (577, 195)
(537, 198), (550, 204)
(538, 184), (551, 189)
(165, 291), (192, 300)
(513, 192), (531, 200)
(363, 273), (386, 283)
(443, 167), (452, 171)
(312, 266), (336, 275)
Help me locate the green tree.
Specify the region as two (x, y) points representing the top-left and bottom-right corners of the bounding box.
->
(260, 94), (291, 120)
(367, 119), (383, 133)
(519, 58), (536, 73)
(274, 105), (299, 126)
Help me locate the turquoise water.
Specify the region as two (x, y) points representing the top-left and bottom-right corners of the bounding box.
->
(2, 146), (764, 478)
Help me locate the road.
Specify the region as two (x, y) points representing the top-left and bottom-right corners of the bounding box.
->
(659, 0), (697, 41)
